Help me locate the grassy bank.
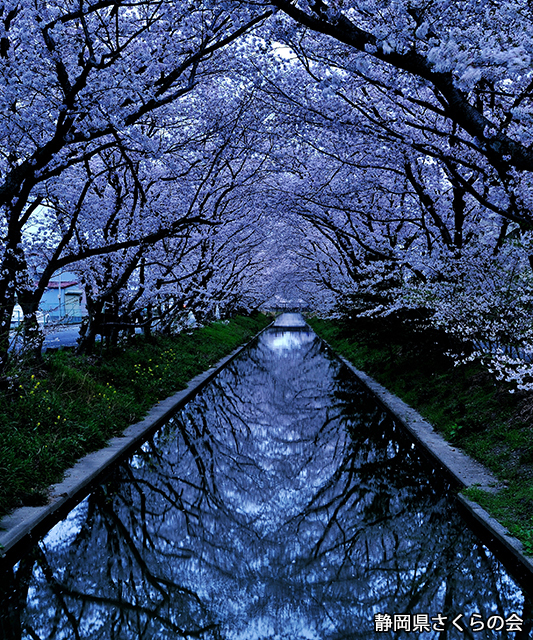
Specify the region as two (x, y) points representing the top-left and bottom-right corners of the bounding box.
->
(0, 314), (270, 520)
(308, 316), (533, 555)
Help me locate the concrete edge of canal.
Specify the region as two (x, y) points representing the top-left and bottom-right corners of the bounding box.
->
(336, 355), (533, 583)
(3, 314), (533, 590)
(0, 323), (273, 563)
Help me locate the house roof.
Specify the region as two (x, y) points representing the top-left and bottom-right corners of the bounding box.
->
(46, 281), (79, 290)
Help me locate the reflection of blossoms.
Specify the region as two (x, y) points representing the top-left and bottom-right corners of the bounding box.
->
(8, 329), (528, 639)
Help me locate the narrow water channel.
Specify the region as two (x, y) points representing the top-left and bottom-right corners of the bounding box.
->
(1, 317), (532, 639)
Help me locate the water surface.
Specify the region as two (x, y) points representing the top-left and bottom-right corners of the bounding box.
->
(1, 321), (532, 639)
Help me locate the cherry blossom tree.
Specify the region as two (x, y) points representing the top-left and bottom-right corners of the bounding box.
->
(0, 0), (272, 369)
(4, 0), (533, 388)
(244, 18), (533, 386)
(266, 0), (533, 176)
(60, 77), (279, 351)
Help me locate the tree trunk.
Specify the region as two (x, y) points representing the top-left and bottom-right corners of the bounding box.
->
(0, 245), (25, 374)
(143, 305), (153, 339)
(76, 298), (104, 355)
(0, 299), (15, 375)
(18, 293), (44, 365)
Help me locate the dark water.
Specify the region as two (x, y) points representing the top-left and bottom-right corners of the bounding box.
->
(1, 324), (532, 639)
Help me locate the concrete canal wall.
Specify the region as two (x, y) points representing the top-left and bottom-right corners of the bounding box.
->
(337, 355), (533, 585)
(2, 316), (532, 592)
(0, 326), (272, 562)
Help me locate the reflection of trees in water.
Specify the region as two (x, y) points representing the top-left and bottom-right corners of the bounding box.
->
(1, 330), (531, 639)
(1, 479), (221, 640)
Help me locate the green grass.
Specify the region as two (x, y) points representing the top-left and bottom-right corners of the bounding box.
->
(308, 315), (533, 557)
(0, 314), (270, 519)
(464, 486), (533, 556)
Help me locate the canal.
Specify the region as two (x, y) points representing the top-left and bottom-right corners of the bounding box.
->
(1, 315), (532, 639)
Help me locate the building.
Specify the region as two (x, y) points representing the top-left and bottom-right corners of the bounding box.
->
(40, 272), (86, 323)
(11, 271), (87, 326)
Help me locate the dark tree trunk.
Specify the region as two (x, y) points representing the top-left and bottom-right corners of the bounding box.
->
(76, 298), (104, 355)
(18, 293), (44, 365)
(0, 240), (26, 373)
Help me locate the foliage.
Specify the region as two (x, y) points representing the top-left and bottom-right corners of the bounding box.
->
(309, 315), (533, 555)
(0, 314), (270, 519)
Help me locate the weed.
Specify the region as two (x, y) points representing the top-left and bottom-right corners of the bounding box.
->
(448, 422), (464, 441)
(464, 486), (533, 556)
